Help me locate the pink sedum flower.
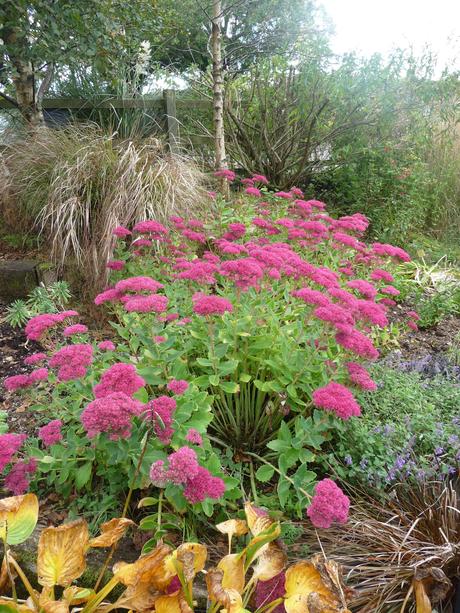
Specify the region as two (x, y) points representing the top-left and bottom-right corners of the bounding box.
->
(246, 187), (262, 197)
(24, 353), (47, 366)
(115, 276), (164, 294)
(29, 368), (49, 383)
(63, 324), (88, 337)
(312, 381), (361, 419)
(192, 293), (233, 316)
(150, 460), (169, 487)
(93, 363), (145, 398)
(166, 447), (200, 484)
(98, 340), (116, 351)
(167, 379), (189, 395)
(81, 392), (143, 440)
(4, 374), (32, 392)
(124, 294), (168, 314)
(0, 433), (26, 471)
(4, 458), (37, 495)
(346, 362), (377, 391)
(146, 395), (177, 444)
(183, 466), (226, 504)
(185, 429), (203, 446)
(107, 260), (125, 271)
(113, 225), (132, 238)
(38, 420), (63, 446)
(307, 478), (350, 528)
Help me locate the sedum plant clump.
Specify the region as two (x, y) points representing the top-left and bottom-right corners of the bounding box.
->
(0, 494), (353, 613)
(2, 174), (417, 520)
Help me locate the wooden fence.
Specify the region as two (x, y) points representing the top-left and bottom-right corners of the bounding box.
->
(0, 89), (212, 152)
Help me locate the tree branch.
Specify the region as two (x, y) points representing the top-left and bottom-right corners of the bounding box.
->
(0, 89), (19, 107)
(37, 62), (54, 103)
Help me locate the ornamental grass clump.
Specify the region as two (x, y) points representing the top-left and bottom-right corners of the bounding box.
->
(2, 175), (416, 518)
(0, 494), (353, 613)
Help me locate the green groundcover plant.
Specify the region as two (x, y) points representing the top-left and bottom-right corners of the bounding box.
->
(1, 172), (419, 526)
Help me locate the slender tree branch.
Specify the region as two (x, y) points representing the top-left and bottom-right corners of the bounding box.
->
(0, 90), (19, 107)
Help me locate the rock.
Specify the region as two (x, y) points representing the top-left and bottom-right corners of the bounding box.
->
(0, 260), (39, 301)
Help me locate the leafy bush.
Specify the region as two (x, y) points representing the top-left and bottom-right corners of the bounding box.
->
(2, 178), (413, 520)
(321, 365), (460, 487)
(2, 124), (208, 290)
(4, 282), (71, 328)
(0, 494), (353, 612)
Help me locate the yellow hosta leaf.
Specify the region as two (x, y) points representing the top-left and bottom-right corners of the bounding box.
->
(284, 558), (351, 613)
(154, 590), (193, 613)
(216, 520), (248, 538)
(0, 599), (35, 613)
(206, 569), (247, 612)
(39, 588), (70, 613)
(217, 554), (245, 594)
(113, 543), (173, 611)
(62, 586), (94, 605)
(244, 522), (281, 568)
(89, 518), (135, 548)
(252, 541), (287, 582)
(37, 520), (89, 587)
(244, 502), (273, 536)
(0, 494), (39, 545)
(0, 554), (16, 593)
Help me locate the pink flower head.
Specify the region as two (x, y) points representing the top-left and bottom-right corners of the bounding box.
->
(115, 276), (164, 294)
(150, 460), (169, 487)
(93, 363), (145, 398)
(94, 288), (123, 306)
(252, 174), (269, 185)
(207, 191), (217, 199)
(241, 178), (255, 187)
(4, 458), (37, 495)
(98, 340), (116, 351)
(220, 258), (264, 290)
(60, 310), (79, 318)
(222, 222), (246, 241)
(192, 293), (233, 316)
(176, 259), (218, 284)
(113, 226), (132, 238)
(214, 169), (236, 182)
(0, 433), (26, 471)
(346, 362), (377, 391)
(154, 335), (166, 343)
(292, 288), (331, 308)
(146, 395), (177, 444)
(131, 238), (152, 248)
(290, 186), (304, 197)
(63, 324), (88, 337)
(408, 320), (419, 331)
(183, 466), (226, 504)
(50, 344), (93, 381)
(353, 299), (389, 328)
(81, 392), (143, 440)
(166, 447), (199, 484)
(133, 220), (169, 239)
(24, 353), (47, 366)
(107, 260), (125, 271)
(38, 420), (63, 446)
(167, 379), (189, 395)
(370, 269), (394, 283)
(314, 304), (354, 329)
(407, 310), (420, 321)
(335, 328), (379, 360)
(380, 285), (400, 296)
(4, 374), (32, 392)
(185, 429), (203, 446)
(124, 294), (168, 314)
(246, 187), (262, 197)
(25, 313), (62, 341)
(346, 279), (377, 300)
(312, 381), (361, 419)
(29, 368), (49, 383)
(372, 243), (411, 262)
(307, 478), (350, 528)
(379, 297), (396, 307)
(274, 191), (293, 199)
(182, 229), (206, 243)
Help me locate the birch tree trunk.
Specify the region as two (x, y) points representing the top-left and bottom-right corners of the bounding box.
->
(211, 0), (229, 195)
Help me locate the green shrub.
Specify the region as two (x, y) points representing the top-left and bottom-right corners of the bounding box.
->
(4, 281), (71, 328)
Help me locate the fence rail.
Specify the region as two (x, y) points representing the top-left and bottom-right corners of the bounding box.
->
(0, 89), (212, 151)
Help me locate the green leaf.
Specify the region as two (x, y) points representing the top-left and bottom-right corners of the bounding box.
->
(279, 449), (299, 474)
(267, 439), (291, 452)
(220, 381), (240, 393)
(209, 374), (220, 386)
(255, 464), (275, 482)
(239, 373), (252, 382)
(277, 479), (292, 508)
(74, 462), (92, 489)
